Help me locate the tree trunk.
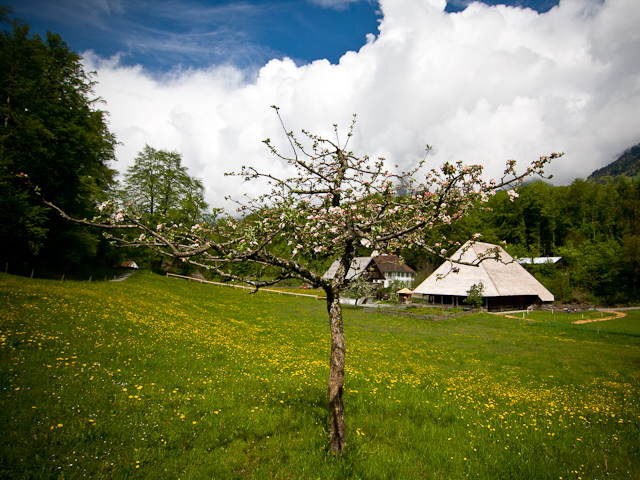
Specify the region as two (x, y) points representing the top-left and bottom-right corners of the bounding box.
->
(326, 288), (346, 455)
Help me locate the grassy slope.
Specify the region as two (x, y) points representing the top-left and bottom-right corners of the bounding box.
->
(1, 271), (639, 479)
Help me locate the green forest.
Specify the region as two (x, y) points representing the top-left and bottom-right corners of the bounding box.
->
(403, 178), (640, 305)
(1, 8), (639, 305)
(0, 9), (207, 279)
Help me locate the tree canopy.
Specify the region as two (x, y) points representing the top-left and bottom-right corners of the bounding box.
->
(119, 145), (208, 226)
(0, 8), (117, 274)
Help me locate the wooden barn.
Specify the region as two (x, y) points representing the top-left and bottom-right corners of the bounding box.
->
(412, 241), (554, 311)
(397, 288), (414, 303)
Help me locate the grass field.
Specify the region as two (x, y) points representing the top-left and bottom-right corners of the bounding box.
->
(1, 271), (639, 479)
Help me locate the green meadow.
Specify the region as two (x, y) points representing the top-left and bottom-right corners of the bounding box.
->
(1, 272), (639, 479)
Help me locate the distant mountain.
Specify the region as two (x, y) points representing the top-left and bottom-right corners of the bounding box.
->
(588, 143), (640, 184)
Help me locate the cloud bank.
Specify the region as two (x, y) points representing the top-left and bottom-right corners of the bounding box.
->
(84, 0), (640, 210)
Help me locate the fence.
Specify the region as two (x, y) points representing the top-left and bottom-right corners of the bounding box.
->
(165, 273), (322, 300)
(168, 273), (488, 322)
(534, 303), (596, 313)
(363, 306), (480, 322)
(2, 261), (132, 283)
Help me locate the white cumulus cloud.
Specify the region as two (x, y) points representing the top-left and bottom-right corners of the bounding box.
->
(84, 0), (640, 211)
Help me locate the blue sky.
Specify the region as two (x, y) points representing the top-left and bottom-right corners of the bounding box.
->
(15, 0), (560, 72)
(8, 1), (640, 210)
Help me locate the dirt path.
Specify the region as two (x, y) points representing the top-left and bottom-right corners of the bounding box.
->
(495, 310), (627, 324)
(572, 311), (626, 324)
(109, 272), (134, 282)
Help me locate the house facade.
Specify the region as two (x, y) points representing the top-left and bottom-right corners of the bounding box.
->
(368, 255), (416, 288)
(322, 255), (416, 289)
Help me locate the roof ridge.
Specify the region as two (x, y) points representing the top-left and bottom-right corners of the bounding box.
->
(472, 242), (508, 296)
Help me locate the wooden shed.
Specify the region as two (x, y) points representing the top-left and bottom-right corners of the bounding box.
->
(397, 288), (413, 303)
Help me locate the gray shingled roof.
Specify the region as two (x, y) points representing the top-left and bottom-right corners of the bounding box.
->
(322, 257), (373, 280)
(413, 241), (554, 302)
(516, 257), (562, 265)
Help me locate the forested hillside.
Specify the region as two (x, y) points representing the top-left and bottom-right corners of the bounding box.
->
(588, 143), (640, 184)
(403, 179), (640, 305)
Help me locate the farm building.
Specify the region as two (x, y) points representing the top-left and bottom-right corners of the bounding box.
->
(369, 255), (416, 288)
(322, 255), (415, 288)
(397, 288), (413, 303)
(322, 256), (376, 281)
(118, 260), (139, 269)
(516, 256), (563, 266)
(412, 241), (554, 311)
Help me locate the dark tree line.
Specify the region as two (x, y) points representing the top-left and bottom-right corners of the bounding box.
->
(0, 8), (208, 277)
(0, 6), (118, 276)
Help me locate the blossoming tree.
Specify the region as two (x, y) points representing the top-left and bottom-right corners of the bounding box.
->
(44, 107), (560, 454)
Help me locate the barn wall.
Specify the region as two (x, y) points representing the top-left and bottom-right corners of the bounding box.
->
(425, 294), (543, 312)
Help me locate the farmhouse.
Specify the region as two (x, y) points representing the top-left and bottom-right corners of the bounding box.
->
(322, 255), (416, 288)
(412, 241), (554, 311)
(369, 255), (416, 288)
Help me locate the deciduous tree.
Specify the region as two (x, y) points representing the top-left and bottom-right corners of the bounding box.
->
(44, 107), (559, 454)
(465, 282), (485, 308)
(119, 145), (208, 225)
(0, 9), (117, 273)
(341, 276), (377, 302)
